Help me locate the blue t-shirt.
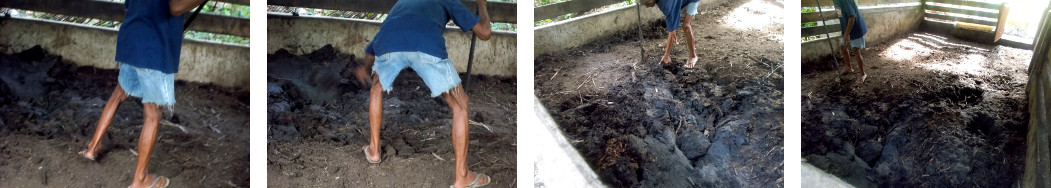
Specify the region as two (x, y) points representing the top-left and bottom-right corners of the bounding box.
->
(365, 0), (481, 59)
(115, 0), (185, 74)
(835, 0), (867, 40)
(656, 0), (700, 31)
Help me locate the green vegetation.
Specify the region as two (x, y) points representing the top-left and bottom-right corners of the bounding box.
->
(196, 1), (250, 18)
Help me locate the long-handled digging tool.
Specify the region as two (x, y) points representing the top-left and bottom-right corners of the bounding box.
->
(464, 1), (487, 89)
(183, 0), (211, 32)
(165, 0), (209, 123)
(637, 0), (645, 64)
(465, 22), (478, 89)
(814, 0), (838, 67)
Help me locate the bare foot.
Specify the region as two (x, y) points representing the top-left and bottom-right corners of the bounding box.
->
(660, 55), (672, 65)
(453, 171), (490, 188)
(128, 174), (169, 188)
(684, 56), (699, 68)
(78, 149), (97, 161)
(856, 73), (867, 85)
(362, 145), (381, 163)
(841, 67), (854, 75)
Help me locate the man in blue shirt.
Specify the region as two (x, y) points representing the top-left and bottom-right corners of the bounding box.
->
(835, 0), (868, 84)
(645, 0), (701, 68)
(78, 0), (205, 187)
(355, 0), (493, 187)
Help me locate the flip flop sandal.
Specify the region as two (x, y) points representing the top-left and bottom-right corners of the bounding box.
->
(450, 172), (490, 188)
(363, 145), (382, 164)
(128, 175), (169, 188)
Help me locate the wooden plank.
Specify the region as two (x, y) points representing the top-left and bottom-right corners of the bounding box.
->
(2, 0), (250, 37)
(925, 12), (997, 26)
(1, 0), (125, 21)
(928, 0), (1000, 10)
(802, 24), (840, 37)
(925, 4), (998, 18)
(801, 0), (835, 8)
(191, 13), (251, 37)
(266, 0), (517, 23)
(801, 11), (837, 23)
(214, 0), (250, 5)
(534, 0), (627, 21)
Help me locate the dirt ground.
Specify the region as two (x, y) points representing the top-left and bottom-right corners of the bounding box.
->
(266, 46), (518, 187)
(535, 0), (785, 187)
(801, 32), (1032, 187)
(0, 46), (250, 187)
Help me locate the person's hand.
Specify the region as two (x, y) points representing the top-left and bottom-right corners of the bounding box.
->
(352, 54), (375, 86)
(170, 0), (208, 16)
(471, 0), (492, 40)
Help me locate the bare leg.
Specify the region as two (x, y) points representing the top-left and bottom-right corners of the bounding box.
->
(661, 31), (676, 65)
(128, 103), (168, 188)
(80, 85), (130, 160)
(854, 48), (867, 84)
(444, 85), (489, 188)
(841, 44), (854, 74)
(364, 74), (383, 162)
(683, 14), (698, 68)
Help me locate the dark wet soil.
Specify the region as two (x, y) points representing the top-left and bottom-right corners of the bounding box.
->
(801, 32), (1031, 187)
(535, 0), (785, 187)
(267, 45), (518, 187)
(0, 45), (250, 187)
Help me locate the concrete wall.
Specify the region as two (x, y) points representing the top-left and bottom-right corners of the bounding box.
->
(0, 17), (250, 89)
(535, 0), (729, 56)
(266, 14), (517, 77)
(533, 96), (606, 187)
(1024, 21), (1051, 186)
(801, 4), (923, 62)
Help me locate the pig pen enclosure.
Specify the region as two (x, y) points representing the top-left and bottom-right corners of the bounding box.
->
(534, 0), (785, 187)
(801, 0), (1051, 187)
(265, 1), (519, 187)
(0, 0), (251, 187)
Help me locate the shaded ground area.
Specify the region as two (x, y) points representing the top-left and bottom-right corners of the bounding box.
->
(801, 32), (1032, 187)
(0, 46), (250, 187)
(535, 0), (785, 187)
(266, 46), (517, 187)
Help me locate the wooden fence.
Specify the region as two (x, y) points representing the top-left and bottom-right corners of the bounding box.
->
(534, 0), (631, 21)
(802, 0), (1008, 44)
(267, 0), (517, 23)
(1, 0), (250, 37)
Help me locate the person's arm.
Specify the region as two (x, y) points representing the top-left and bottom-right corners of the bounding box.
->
(352, 44), (376, 85)
(170, 0), (207, 16)
(471, 0), (492, 40)
(843, 15), (854, 44)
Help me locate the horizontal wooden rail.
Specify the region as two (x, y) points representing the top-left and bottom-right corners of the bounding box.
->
(217, 0), (249, 5)
(534, 0), (627, 21)
(925, 12), (997, 26)
(928, 0), (999, 10)
(801, 0), (834, 8)
(925, 4), (998, 18)
(267, 0), (516, 23)
(802, 24), (839, 37)
(1, 0), (250, 37)
(802, 11), (837, 23)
